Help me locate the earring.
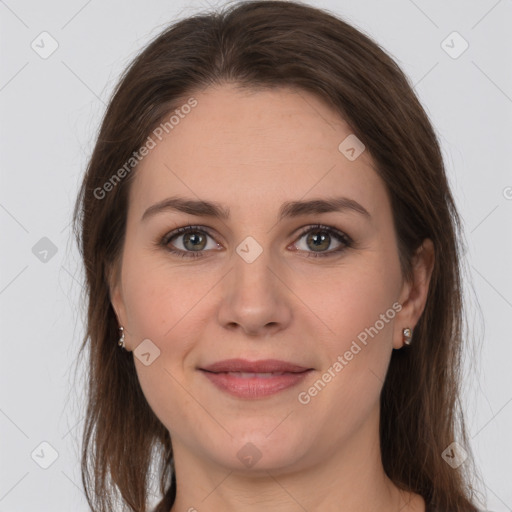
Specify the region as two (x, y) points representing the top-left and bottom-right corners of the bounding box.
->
(118, 326), (126, 349)
(402, 327), (413, 346)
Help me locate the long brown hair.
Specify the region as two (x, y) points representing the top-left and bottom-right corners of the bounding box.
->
(72, 1), (482, 510)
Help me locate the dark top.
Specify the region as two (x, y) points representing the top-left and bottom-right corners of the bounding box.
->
(152, 490), (483, 512)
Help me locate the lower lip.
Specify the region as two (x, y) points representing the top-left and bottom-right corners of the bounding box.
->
(199, 370), (312, 399)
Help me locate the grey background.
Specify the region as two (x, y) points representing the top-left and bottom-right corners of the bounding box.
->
(0, 0), (511, 510)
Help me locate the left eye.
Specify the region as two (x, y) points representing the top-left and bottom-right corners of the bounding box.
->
(161, 224), (352, 258)
(291, 225), (352, 258)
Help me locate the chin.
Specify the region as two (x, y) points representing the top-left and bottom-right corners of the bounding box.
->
(207, 428), (311, 474)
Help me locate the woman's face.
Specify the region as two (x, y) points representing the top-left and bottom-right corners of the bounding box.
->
(110, 84), (426, 474)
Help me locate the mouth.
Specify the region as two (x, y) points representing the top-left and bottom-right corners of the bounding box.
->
(201, 371), (303, 378)
(198, 359), (313, 399)
(199, 358), (313, 374)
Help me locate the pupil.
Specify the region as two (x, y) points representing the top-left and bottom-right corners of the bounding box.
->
(308, 231), (329, 251)
(184, 232), (205, 251)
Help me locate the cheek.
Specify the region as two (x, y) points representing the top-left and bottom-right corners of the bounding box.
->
(294, 261), (400, 427)
(298, 258), (400, 347)
(120, 248), (216, 396)
(299, 257), (402, 415)
(121, 247), (205, 336)
(121, 252), (205, 428)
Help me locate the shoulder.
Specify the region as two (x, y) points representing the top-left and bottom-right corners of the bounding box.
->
(426, 506), (491, 512)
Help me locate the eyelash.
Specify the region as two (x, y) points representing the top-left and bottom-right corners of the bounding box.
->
(160, 224), (353, 259)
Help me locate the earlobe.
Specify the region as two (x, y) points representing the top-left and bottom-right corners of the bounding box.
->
(109, 274), (131, 351)
(110, 284), (124, 325)
(107, 261), (126, 326)
(393, 238), (435, 349)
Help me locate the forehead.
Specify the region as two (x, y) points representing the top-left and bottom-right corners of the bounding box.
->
(129, 84), (388, 222)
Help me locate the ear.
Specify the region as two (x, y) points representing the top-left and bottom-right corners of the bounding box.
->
(393, 238), (435, 349)
(107, 260), (130, 350)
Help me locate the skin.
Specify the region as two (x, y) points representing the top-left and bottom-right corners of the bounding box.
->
(109, 84), (434, 512)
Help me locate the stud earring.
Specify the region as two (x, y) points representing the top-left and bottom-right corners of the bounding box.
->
(402, 327), (413, 346)
(118, 326), (126, 349)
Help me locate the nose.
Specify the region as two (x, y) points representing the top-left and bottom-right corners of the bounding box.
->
(217, 246), (293, 337)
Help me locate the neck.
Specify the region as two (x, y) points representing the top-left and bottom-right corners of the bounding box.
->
(168, 407), (421, 512)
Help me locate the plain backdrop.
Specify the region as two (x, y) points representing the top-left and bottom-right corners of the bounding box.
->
(0, 0), (511, 510)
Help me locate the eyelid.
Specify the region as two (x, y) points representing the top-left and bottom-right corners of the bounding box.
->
(161, 225), (221, 253)
(160, 223), (352, 258)
(293, 223), (352, 244)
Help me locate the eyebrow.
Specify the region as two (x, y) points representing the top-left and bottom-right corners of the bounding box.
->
(141, 195), (371, 223)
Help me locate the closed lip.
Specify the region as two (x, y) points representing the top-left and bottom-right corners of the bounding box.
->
(199, 358), (312, 373)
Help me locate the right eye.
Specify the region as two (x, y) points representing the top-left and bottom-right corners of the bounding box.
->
(161, 225), (221, 258)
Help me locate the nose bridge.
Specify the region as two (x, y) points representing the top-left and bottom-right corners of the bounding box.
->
(217, 234), (292, 334)
(232, 235), (280, 302)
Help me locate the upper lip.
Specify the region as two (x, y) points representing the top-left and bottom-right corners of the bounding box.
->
(200, 358), (312, 373)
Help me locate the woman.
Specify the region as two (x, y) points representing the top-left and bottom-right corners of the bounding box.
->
(73, 1), (484, 511)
